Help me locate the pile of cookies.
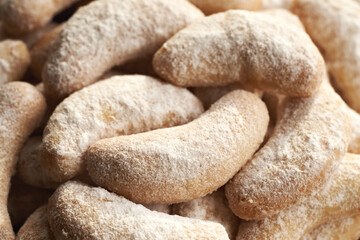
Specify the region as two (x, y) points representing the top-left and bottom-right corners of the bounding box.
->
(0, 0), (359, 239)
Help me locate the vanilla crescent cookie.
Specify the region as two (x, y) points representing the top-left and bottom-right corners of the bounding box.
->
(226, 82), (351, 220)
(40, 75), (203, 182)
(0, 82), (46, 239)
(153, 10), (324, 97)
(292, 0), (360, 112)
(16, 205), (55, 240)
(48, 181), (230, 240)
(0, 40), (30, 84)
(188, 0), (262, 15)
(42, 0), (204, 99)
(86, 90), (269, 204)
(236, 153), (360, 240)
(0, 0), (79, 36)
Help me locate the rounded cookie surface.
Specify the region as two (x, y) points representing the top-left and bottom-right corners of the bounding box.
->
(40, 75), (204, 182)
(86, 90), (269, 203)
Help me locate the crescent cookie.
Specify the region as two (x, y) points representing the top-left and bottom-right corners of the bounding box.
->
(48, 181), (230, 240)
(226, 82), (351, 220)
(42, 0), (204, 99)
(40, 75), (203, 182)
(153, 10), (324, 97)
(292, 0), (360, 112)
(0, 82), (46, 239)
(86, 90), (269, 204)
(236, 153), (360, 240)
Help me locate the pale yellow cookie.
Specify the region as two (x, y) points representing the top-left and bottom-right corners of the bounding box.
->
(86, 90), (269, 203)
(40, 75), (203, 182)
(0, 82), (46, 239)
(153, 10), (324, 97)
(48, 181), (230, 240)
(42, 0), (204, 99)
(292, 0), (360, 112)
(226, 82), (351, 220)
(236, 153), (360, 240)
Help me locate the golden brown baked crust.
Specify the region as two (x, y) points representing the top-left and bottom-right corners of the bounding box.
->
(42, 0), (204, 99)
(236, 153), (360, 240)
(226, 82), (351, 220)
(153, 10), (324, 97)
(48, 181), (230, 240)
(292, 0), (360, 112)
(0, 82), (46, 239)
(86, 90), (269, 203)
(40, 75), (204, 182)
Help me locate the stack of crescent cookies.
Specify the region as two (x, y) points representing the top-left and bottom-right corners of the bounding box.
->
(0, 0), (359, 239)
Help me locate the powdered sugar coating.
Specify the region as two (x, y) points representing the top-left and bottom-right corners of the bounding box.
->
(188, 0), (262, 15)
(42, 0), (204, 99)
(173, 187), (240, 240)
(292, 0), (360, 112)
(0, 40), (30, 84)
(226, 82), (351, 220)
(86, 90), (269, 203)
(0, 0), (79, 36)
(153, 10), (324, 97)
(48, 181), (229, 240)
(302, 214), (360, 240)
(40, 75), (203, 182)
(16, 205), (55, 240)
(0, 82), (46, 239)
(236, 153), (360, 240)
